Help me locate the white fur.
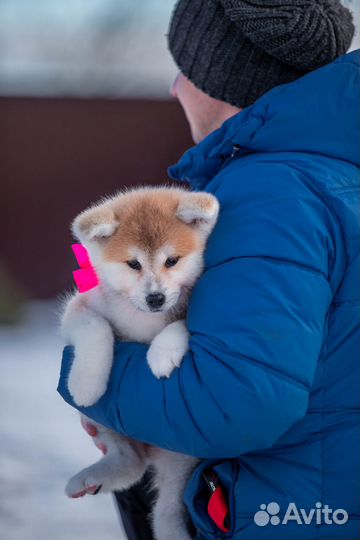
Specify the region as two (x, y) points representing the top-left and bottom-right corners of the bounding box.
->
(147, 320), (190, 379)
(62, 295), (114, 406)
(62, 188), (219, 540)
(87, 221), (118, 240)
(176, 193), (219, 237)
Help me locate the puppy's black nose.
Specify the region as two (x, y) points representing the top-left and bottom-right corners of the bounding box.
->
(146, 293), (165, 309)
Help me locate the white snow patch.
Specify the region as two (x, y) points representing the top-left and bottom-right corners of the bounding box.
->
(0, 301), (125, 540)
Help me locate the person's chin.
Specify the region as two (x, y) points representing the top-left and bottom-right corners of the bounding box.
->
(192, 128), (203, 144)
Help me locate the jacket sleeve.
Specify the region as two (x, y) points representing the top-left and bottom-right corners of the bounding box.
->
(58, 162), (341, 458)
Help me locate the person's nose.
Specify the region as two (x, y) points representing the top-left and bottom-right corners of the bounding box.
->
(170, 73), (180, 98)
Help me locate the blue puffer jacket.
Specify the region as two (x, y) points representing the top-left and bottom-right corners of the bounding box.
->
(58, 51), (360, 539)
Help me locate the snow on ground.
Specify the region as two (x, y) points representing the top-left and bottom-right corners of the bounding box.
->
(0, 301), (125, 540)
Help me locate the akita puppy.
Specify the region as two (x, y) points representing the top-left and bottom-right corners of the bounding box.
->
(62, 186), (219, 540)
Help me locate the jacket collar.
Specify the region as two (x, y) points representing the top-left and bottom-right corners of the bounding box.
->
(169, 51), (360, 190)
(168, 105), (264, 189)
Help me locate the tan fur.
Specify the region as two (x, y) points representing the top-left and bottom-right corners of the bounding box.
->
(76, 205), (116, 235)
(103, 190), (202, 262)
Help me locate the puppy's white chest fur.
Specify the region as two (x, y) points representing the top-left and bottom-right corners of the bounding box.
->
(100, 289), (168, 343)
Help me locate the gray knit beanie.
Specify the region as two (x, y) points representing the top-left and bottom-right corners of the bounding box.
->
(168, 0), (355, 108)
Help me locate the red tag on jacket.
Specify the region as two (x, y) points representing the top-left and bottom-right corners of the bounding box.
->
(207, 485), (230, 533)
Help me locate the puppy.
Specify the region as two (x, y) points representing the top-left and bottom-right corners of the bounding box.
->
(62, 186), (219, 540)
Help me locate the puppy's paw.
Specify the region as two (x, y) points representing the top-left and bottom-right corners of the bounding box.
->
(68, 370), (108, 407)
(65, 447), (146, 497)
(147, 345), (183, 379)
(68, 357), (109, 407)
(68, 377), (107, 408)
(65, 469), (103, 498)
(147, 320), (189, 379)
(65, 315), (114, 406)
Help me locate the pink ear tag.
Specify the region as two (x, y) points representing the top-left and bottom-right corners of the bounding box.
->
(72, 244), (100, 293)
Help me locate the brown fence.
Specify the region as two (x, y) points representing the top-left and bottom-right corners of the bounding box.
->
(0, 97), (192, 298)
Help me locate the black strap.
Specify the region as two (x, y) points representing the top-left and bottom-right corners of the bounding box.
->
(113, 469), (196, 540)
(113, 471), (155, 540)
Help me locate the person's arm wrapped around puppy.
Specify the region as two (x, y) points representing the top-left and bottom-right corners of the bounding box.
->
(58, 161), (342, 458)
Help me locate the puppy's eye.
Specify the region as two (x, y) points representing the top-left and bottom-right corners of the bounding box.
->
(127, 260), (142, 271)
(165, 256), (180, 268)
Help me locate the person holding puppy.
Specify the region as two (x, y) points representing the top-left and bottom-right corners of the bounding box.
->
(58, 1), (359, 539)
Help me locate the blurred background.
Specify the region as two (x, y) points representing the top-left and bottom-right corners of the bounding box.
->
(0, 1), (359, 539)
(0, 1), (191, 539)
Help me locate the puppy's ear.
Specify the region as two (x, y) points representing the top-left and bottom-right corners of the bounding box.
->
(72, 203), (119, 244)
(176, 192), (219, 237)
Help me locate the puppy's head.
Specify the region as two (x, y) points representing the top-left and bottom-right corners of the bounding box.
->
(72, 187), (219, 313)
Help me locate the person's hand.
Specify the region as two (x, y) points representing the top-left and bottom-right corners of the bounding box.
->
(80, 415), (108, 455)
